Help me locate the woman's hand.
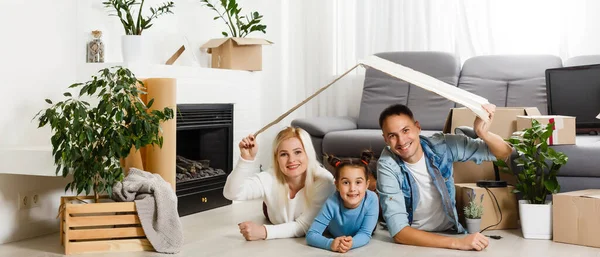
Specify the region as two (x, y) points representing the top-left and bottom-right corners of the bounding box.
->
(239, 134), (258, 161)
(238, 221), (267, 241)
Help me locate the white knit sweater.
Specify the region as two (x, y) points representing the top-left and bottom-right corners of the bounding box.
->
(223, 156), (335, 239)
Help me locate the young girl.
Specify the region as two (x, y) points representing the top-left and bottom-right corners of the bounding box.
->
(306, 151), (379, 253)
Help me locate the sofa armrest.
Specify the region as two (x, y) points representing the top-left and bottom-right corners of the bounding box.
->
(291, 117), (358, 137)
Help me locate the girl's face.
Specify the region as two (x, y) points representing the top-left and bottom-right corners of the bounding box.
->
(335, 166), (369, 209)
(276, 137), (308, 180)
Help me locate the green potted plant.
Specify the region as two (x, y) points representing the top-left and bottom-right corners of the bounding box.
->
(103, 0), (175, 62)
(200, 0), (266, 38)
(495, 119), (568, 239)
(198, 0), (272, 71)
(464, 190), (484, 234)
(35, 66), (174, 203)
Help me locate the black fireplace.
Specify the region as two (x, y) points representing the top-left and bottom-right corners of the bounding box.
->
(176, 104), (233, 216)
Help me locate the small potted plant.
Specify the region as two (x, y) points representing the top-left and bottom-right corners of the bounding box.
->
(464, 190), (484, 234)
(495, 119), (568, 239)
(199, 0), (272, 70)
(103, 0), (175, 62)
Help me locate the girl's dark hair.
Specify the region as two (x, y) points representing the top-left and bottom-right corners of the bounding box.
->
(325, 150), (375, 179)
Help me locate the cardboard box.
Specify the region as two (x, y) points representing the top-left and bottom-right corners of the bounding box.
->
(200, 37), (272, 71)
(553, 190), (600, 248)
(443, 107), (541, 184)
(455, 183), (519, 230)
(516, 115), (576, 145)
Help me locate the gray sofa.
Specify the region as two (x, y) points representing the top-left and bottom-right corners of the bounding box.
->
(292, 52), (600, 193)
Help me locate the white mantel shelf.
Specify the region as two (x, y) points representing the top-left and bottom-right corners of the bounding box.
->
(77, 63), (257, 81)
(2, 63), (262, 176)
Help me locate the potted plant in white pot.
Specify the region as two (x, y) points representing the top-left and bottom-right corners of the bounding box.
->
(464, 190), (484, 234)
(103, 0), (175, 62)
(495, 119), (568, 239)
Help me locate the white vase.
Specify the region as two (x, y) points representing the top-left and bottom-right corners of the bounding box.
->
(121, 35), (144, 63)
(466, 218), (481, 234)
(519, 199), (552, 239)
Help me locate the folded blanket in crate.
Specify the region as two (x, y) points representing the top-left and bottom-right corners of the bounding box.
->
(112, 168), (183, 254)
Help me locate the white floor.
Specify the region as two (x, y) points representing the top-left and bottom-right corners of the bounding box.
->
(1, 200), (600, 257)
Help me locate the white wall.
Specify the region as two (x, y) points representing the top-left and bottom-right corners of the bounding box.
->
(0, 0), (285, 244)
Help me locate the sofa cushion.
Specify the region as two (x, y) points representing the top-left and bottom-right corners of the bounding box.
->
(551, 135), (600, 177)
(458, 55), (562, 115)
(564, 55), (600, 67)
(291, 116), (357, 137)
(358, 51), (460, 131)
(322, 129), (439, 158)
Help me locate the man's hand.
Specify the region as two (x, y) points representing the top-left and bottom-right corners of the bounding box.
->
(474, 104), (496, 140)
(238, 221), (267, 241)
(454, 232), (489, 251)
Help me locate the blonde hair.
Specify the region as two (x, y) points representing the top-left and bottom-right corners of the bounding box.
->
(271, 127), (319, 206)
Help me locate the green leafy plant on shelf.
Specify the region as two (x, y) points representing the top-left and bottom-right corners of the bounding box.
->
(200, 0), (267, 37)
(35, 67), (174, 202)
(103, 0), (175, 35)
(495, 119), (568, 204)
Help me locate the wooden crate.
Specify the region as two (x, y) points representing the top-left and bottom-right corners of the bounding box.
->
(60, 196), (154, 255)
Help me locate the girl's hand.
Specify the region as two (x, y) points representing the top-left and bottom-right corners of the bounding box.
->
(238, 221), (267, 241)
(239, 134), (258, 161)
(340, 236), (352, 253)
(330, 236), (344, 252)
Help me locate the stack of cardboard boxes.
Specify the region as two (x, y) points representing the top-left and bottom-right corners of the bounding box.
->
(444, 107), (583, 239)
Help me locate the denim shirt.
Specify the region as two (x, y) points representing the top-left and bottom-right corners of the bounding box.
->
(376, 133), (497, 237)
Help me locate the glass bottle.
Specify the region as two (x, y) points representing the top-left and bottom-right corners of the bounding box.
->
(86, 30), (104, 63)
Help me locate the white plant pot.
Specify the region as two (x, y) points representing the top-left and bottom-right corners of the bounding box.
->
(519, 199), (552, 239)
(121, 35), (144, 63)
(466, 218), (482, 234)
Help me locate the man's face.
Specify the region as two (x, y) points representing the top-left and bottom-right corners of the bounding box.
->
(381, 114), (423, 163)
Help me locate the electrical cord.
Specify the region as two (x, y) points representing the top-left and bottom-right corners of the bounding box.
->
(479, 186), (503, 239)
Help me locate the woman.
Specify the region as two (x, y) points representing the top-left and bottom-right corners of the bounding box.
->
(223, 127), (335, 240)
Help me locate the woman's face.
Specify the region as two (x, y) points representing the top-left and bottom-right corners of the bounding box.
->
(276, 137), (308, 180)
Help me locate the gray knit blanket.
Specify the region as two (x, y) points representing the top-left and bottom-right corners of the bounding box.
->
(112, 168), (183, 254)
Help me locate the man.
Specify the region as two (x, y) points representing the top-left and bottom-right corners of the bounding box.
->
(376, 103), (512, 251)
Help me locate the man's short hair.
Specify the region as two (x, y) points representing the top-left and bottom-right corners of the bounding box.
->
(378, 104), (415, 128)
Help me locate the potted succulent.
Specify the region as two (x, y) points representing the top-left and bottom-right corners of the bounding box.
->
(35, 66), (174, 202)
(495, 119), (568, 239)
(103, 0), (175, 62)
(464, 190), (484, 234)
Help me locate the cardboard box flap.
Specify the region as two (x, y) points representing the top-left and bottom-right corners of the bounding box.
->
(201, 37), (273, 54)
(443, 107), (541, 135)
(231, 37), (273, 46)
(557, 189), (600, 199)
(524, 107), (541, 116)
(200, 38), (230, 49)
(518, 115), (575, 119)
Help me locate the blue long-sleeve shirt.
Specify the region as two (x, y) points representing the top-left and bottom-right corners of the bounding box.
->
(306, 190), (379, 251)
